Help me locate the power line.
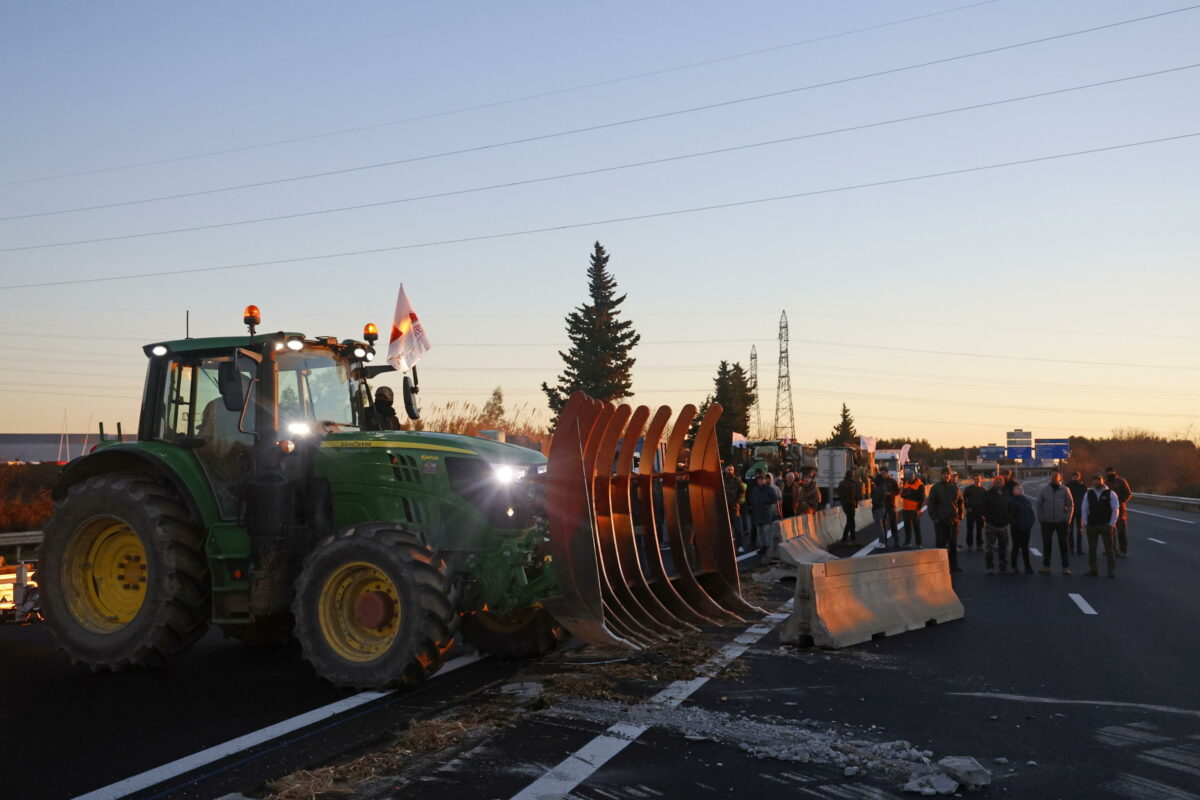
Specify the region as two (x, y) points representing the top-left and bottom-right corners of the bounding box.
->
(6, 62), (1195, 252)
(2, 129), (1192, 292)
(0, 1), (1001, 188)
(3, 4), (1193, 223)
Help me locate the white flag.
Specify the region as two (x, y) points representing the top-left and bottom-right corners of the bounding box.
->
(387, 284), (431, 373)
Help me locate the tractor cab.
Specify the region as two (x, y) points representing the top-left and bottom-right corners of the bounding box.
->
(134, 307), (384, 521)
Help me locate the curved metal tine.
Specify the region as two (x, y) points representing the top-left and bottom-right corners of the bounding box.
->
(543, 392), (638, 648)
(689, 402), (765, 617)
(661, 405), (743, 622)
(611, 405), (696, 634)
(635, 406), (713, 627)
(584, 402), (661, 646)
(593, 404), (673, 641)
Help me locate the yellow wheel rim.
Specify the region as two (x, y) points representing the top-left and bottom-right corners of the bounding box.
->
(61, 516), (148, 633)
(317, 561), (402, 663)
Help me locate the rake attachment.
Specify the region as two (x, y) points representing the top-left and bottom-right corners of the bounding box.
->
(541, 391), (764, 648)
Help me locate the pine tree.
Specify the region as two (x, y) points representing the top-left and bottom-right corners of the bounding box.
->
(480, 387), (505, 429)
(708, 360), (755, 461)
(542, 242), (641, 424)
(822, 404), (858, 447)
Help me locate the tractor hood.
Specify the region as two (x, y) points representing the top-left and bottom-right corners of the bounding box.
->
(318, 430), (546, 471)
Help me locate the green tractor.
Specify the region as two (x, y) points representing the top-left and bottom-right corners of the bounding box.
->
(40, 307), (758, 688)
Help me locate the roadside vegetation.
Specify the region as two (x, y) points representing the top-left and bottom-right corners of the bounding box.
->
(0, 463), (55, 534)
(401, 389), (550, 453)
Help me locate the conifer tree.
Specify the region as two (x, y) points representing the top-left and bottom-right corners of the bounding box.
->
(822, 404), (858, 447)
(542, 242), (641, 424)
(710, 360), (755, 461)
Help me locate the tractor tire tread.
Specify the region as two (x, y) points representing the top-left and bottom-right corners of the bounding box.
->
(292, 525), (454, 690)
(41, 472), (211, 672)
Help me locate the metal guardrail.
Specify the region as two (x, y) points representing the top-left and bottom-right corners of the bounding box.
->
(1131, 494), (1200, 512)
(0, 531), (42, 561)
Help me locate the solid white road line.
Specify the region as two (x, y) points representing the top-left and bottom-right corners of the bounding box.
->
(1030, 547), (1042, 557)
(736, 550), (758, 562)
(852, 538), (881, 558)
(1069, 593), (1099, 615)
(1149, 537), (1167, 544)
(947, 692), (1200, 719)
(508, 603), (794, 800)
(72, 653), (484, 800)
(1128, 508), (1197, 525)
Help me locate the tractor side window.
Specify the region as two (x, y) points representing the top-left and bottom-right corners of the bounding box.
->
(161, 361), (197, 441)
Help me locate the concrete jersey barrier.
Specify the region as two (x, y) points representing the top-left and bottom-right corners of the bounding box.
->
(766, 501), (875, 565)
(779, 548), (964, 648)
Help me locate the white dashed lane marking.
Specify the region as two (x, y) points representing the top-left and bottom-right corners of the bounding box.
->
(1149, 538), (1167, 544)
(1069, 593), (1099, 615)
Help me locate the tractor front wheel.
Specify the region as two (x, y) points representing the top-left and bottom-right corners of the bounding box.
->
(461, 606), (568, 659)
(40, 473), (211, 670)
(292, 524), (454, 689)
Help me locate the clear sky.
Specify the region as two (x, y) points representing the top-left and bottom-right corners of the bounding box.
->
(1, 1), (1197, 447)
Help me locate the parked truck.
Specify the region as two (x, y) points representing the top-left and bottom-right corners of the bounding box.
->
(816, 445), (875, 507)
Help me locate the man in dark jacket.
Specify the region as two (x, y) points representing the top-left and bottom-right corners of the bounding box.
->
(1065, 471), (1087, 555)
(780, 471), (798, 518)
(872, 469), (901, 549)
(927, 467), (965, 571)
(838, 470), (861, 545)
(1082, 472), (1120, 577)
(962, 474), (987, 551)
(979, 476), (1013, 574)
(748, 472), (778, 553)
(723, 465), (745, 551)
(1007, 484), (1037, 574)
(1104, 467), (1133, 557)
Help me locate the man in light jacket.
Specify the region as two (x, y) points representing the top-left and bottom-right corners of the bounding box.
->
(1036, 469), (1075, 574)
(1081, 473), (1120, 578)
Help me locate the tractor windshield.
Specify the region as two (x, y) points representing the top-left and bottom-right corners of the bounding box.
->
(277, 349), (368, 430)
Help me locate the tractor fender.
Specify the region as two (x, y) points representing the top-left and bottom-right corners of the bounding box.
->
(52, 444), (221, 530)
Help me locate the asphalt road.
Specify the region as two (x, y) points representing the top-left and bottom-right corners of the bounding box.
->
(3, 498), (1197, 799)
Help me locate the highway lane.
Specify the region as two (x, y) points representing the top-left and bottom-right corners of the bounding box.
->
(4, 496), (1197, 799)
(381, 500), (1200, 800)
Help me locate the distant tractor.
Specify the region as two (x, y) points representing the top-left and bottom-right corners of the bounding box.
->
(737, 439), (815, 480)
(40, 307), (755, 688)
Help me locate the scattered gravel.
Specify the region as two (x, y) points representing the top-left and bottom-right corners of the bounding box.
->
(538, 696), (954, 783)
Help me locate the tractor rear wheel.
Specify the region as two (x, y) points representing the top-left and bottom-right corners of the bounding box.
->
(461, 606), (568, 659)
(40, 473), (211, 670)
(292, 523), (454, 689)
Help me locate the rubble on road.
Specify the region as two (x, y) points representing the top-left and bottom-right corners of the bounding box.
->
(937, 755), (993, 789)
(536, 695), (963, 785)
(903, 773), (960, 795)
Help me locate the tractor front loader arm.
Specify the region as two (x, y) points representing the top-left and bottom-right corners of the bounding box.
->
(541, 392), (763, 649)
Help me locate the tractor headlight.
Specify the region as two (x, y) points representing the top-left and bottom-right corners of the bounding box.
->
(492, 464), (526, 484)
(288, 421), (312, 436)
(286, 337), (304, 351)
(150, 345), (168, 357)
(352, 346), (367, 359)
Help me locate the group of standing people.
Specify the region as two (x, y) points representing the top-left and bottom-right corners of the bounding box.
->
(723, 459), (1135, 578)
(879, 466), (1133, 578)
(722, 465), (822, 553)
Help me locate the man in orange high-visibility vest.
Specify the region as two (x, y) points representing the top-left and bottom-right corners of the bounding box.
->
(901, 471), (926, 547)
